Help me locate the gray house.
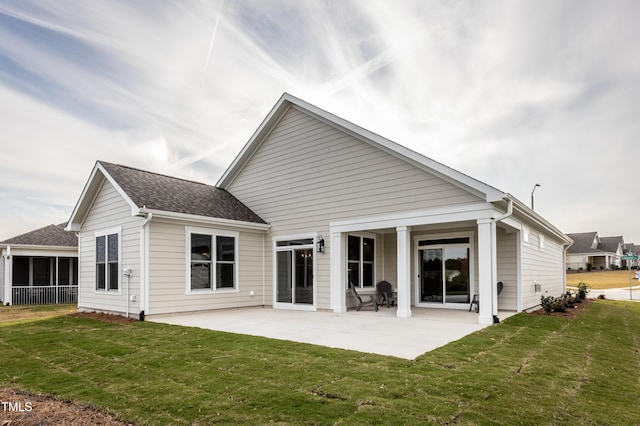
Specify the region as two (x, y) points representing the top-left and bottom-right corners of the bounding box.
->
(1, 224), (78, 305)
(66, 93), (571, 324)
(566, 232), (624, 270)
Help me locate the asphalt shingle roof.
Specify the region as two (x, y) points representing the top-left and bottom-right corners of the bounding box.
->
(99, 161), (266, 224)
(599, 236), (623, 253)
(567, 232), (598, 253)
(1, 223), (77, 247)
(567, 232), (624, 254)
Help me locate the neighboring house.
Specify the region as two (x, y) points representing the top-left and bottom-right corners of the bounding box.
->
(622, 242), (638, 269)
(1, 224), (78, 305)
(66, 93), (571, 325)
(566, 232), (624, 270)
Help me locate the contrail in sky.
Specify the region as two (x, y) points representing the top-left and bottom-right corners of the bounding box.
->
(201, 0), (225, 87)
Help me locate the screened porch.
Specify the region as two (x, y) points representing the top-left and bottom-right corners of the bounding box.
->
(8, 255), (78, 305)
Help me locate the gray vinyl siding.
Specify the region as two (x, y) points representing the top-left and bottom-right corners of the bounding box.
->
(521, 229), (566, 310)
(496, 228), (518, 311)
(228, 107), (483, 310)
(146, 220), (266, 315)
(78, 179), (142, 317)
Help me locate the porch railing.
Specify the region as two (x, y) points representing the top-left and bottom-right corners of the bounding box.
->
(11, 286), (78, 305)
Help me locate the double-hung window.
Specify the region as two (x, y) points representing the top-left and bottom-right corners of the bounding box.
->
(96, 230), (120, 291)
(188, 228), (238, 292)
(348, 235), (375, 288)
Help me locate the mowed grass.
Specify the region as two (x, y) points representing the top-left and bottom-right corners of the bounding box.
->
(567, 270), (639, 289)
(1, 301), (639, 425)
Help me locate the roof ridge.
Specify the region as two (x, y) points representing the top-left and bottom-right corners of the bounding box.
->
(1, 223), (58, 243)
(98, 161), (215, 188)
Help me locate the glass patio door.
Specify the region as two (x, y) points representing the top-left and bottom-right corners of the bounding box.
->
(418, 242), (470, 305)
(276, 243), (314, 306)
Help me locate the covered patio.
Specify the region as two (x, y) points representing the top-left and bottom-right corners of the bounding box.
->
(330, 199), (522, 325)
(149, 306), (517, 359)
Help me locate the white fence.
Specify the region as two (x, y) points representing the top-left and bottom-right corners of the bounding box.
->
(11, 286), (78, 305)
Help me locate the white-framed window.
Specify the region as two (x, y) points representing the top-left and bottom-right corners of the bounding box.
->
(523, 226), (530, 243)
(186, 227), (238, 292)
(95, 228), (121, 292)
(539, 234), (545, 250)
(347, 234), (375, 288)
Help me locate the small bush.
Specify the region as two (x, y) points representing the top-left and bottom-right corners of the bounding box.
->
(540, 295), (555, 314)
(576, 282), (590, 301)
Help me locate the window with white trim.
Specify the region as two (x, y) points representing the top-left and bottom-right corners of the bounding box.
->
(188, 229), (238, 291)
(96, 231), (120, 291)
(348, 235), (375, 288)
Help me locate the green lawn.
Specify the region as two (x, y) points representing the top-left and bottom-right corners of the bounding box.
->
(1, 301), (639, 425)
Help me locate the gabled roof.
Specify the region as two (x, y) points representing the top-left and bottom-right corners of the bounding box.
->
(1, 223), (77, 248)
(566, 232), (599, 253)
(217, 93), (506, 203)
(67, 161), (267, 231)
(567, 232), (625, 254)
(599, 236), (624, 253)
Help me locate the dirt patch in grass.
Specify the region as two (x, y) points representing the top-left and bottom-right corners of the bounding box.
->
(0, 304), (76, 324)
(67, 312), (137, 325)
(0, 388), (132, 425)
(528, 298), (594, 318)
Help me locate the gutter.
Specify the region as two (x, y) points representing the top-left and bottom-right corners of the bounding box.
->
(137, 208), (270, 232)
(494, 198), (513, 223)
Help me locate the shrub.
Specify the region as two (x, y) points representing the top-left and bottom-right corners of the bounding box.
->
(576, 282), (590, 301)
(540, 295), (554, 314)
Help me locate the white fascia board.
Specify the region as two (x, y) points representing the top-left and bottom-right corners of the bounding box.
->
(507, 195), (572, 245)
(96, 162), (140, 216)
(66, 163), (103, 231)
(286, 96), (506, 203)
(217, 94), (292, 189)
(1, 245), (77, 256)
(66, 162), (139, 231)
(217, 93), (506, 203)
(330, 202), (498, 233)
(138, 208), (270, 232)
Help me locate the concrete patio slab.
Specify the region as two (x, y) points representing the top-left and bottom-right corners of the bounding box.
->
(149, 307), (516, 359)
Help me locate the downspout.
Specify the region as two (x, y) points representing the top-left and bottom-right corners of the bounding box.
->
(139, 212), (152, 321)
(490, 198), (513, 322)
(262, 233), (266, 307)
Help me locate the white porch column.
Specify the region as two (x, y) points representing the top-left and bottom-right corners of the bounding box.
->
(330, 231), (347, 313)
(3, 253), (12, 305)
(396, 226), (412, 318)
(477, 219), (495, 325)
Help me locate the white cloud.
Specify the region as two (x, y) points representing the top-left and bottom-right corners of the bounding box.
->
(0, 0), (639, 243)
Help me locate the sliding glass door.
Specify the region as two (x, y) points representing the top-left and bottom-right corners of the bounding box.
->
(417, 237), (470, 305)
(275, 238), (314, 307)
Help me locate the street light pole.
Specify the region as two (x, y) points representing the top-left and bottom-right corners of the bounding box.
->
(531, 183), (541, 211)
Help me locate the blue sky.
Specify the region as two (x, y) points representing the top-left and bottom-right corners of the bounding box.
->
(0, 0), (639, 244)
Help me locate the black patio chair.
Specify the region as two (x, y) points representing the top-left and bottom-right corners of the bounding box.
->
(350, 283), (378, 312)
(469, 281), (504, 312)
(376, 280), (397, 308)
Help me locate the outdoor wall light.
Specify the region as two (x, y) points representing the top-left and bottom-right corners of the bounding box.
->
(316, 235), (325, 253)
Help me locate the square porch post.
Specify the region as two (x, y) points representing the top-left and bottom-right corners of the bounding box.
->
(477, 219), (495, 325)
(396, 226), (411, 318)
(330, 231), (347, 313)
(2, 254), (11, 304)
